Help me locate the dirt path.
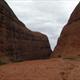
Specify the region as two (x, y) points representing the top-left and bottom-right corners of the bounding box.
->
(0, 58), (80, 80)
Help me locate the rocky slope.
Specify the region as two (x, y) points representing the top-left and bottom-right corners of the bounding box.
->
(52, 2), (80, 58)
(0, 0), (52, 63)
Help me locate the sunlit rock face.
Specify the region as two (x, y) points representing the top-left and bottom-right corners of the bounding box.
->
(0, 0), (52, 63)
(52, 2), (80, 58)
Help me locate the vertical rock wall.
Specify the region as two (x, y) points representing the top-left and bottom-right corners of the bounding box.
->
(0, 0), (52, 62)
(52, 2), (80, 58)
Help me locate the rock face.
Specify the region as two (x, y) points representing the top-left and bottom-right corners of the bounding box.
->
(52, 2), (80, 58)
(0, 0), (52, 63)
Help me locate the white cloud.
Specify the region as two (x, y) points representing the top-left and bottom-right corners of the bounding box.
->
(5, 0), (79, 50)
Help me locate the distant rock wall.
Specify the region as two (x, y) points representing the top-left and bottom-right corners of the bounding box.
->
(68, 2), (80, 24)
(0, 0), (52, 63)
(52, 2), (80, 58)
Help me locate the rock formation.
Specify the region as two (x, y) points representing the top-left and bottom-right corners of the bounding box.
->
(52, 2), (80, 58)
(0, 0), (52, 63)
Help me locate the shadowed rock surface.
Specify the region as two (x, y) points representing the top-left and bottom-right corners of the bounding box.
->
(52, 2), (80, 58)
(0, 1), (80, 80)
(0, 0), (52, 63)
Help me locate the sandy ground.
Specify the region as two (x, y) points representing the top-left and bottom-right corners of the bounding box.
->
(0, 58), (80, 80)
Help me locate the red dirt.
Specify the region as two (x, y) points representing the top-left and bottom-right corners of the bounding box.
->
(0, 58), (80, 80)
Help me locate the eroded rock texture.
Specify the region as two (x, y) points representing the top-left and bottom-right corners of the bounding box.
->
(0, 0), (52, 63)
(53, 2), (80, 58)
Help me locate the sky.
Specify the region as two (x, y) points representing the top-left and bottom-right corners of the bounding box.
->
(6, 0), (79, 50)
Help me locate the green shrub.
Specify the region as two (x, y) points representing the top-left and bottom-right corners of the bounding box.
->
(63, 56), (80, 61)
(0, 60), (6, 65)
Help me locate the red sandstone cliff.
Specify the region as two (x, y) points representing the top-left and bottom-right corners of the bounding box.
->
(52, 2), (80, 58)
(0, 2), (80, 80)
(0, 0), (52, 63)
